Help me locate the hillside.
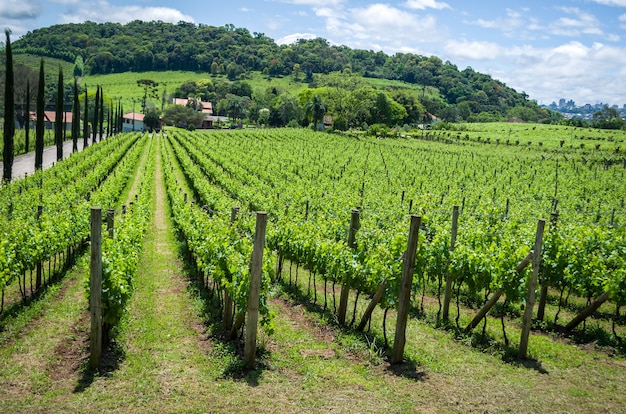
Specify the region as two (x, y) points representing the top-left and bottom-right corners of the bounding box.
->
(8, 21), (549, 121)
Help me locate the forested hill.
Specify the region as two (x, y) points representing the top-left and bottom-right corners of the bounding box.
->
(10, 20), (545, 118)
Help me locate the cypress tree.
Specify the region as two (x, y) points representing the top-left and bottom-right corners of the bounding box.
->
(35, 59), (45, 171)
(83, 85), (89, 148)
(71, 78), (80, 152)
(99, 86), (104, 140)
(108, 102), (113, 137)
(93, 86), (99, 144)
(118, 102), (123, 133)
(24, 80), (30, 153)
(3, 29), (15, 183)
(55, 66), (64, 161)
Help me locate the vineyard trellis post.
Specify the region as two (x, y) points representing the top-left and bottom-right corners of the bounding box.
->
(107, 209), (115, 238)
(442, 205), (460, 321)
(391, 214), (421, 364)
(35, 205), (43, 291)
(519, 219), (545, 359)
(223, 206), (239, 330)
(244, 211), (267, 369)
(537, 212), (558, 321)
(565, 291), (610, 331)
(338, 209), (360, 325)
(90, 206), (103, 370)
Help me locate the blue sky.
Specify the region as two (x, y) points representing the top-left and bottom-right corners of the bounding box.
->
(2, 0), (626, 107)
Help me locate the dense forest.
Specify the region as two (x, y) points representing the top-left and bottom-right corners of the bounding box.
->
(5, 20), (551, 122)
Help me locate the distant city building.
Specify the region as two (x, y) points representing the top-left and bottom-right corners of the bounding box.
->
(542, 98), (626, 121)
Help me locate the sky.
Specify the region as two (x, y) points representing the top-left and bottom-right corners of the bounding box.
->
(2, 0), (626, 107)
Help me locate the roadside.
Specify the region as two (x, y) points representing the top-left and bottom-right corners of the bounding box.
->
(0, 137), (89, 180)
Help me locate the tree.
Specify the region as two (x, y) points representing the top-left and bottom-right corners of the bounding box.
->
(73, 55), (84, 77)
(143, 108), (161, 131)
(83, 85), (89, 148)
(293, 63), (302, 81)
(137, 79), (159, 114)
(93, 85), (99, 144)
(162, 105), (203, 128)
(370, 92), (407, 127)
(55, 67), (64, 161)
(71, 77), (80, 152)
(117, 101), (123, 134)
(305, 95), (326, 131)
(592, 105), (624, 129)
(107, 101), (113, 136)
(35, 59), (45, 171)
(25, 80), (30, 153)
(3, 29), (15, 183)
(391, 90), (425, 124)
(98, 86), (104, 140)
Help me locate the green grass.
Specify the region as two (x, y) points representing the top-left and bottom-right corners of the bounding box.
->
(13, 53), (74, 74)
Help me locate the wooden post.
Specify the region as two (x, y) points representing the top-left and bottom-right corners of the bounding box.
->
(565, 291), (610, 331)
(106, 208), (115, 238)
(244, 212), (267, 369)
(391, 215), (421, 364)
(89, 207), (103, 370)
(305, 200), (309, 221)
(356, 279), (386, 331)
(35, 205), (43, 290)
(538, 213), (558, 321)
(338, 209), (360, 325)
(442, 205), (459, 321)
(519, 219), (545, 359)
(223, 207), (240, 330)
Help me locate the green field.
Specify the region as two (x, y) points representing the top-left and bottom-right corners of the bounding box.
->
(433, 121), (626, 151)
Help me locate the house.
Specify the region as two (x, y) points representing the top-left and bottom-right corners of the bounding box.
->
(122, 112), (145, 132)
(22, 111), (75, 130)
(173, 98), (189, 107)
(199, 101), (213, 115)
(201, 115), (229, 129)
(172, 97), (213, 115)
(43, 111), (75, 131)
(323, 115), (333, 129)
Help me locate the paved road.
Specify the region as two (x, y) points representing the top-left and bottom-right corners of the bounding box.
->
(1, 138), (88, 181)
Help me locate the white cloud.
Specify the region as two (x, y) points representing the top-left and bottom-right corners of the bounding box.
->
(276, 32), (318, 44)
(351, 4), (419, 29)
(549, 7), (603, 37)
(59, 2), (194, 24)
(444, 40), (502, 60)
(590, 0), (626, 6)
(278, 0), (343, 6)
(353, 4), (438, 36)
(404, 0), (451, 10)
(489, 41), (626, 105)
(240, 7), (252, 13)
(0, 0), (42, 20)
(469, 8), (525, 33)
(314, 7), (341, 18)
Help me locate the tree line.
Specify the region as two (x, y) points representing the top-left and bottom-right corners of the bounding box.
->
(10, 20), (542, 119)
(2, 30), (123, 183)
